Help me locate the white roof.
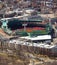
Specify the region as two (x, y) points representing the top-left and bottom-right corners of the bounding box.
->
(9, 39), (57, 49)
(20, 35), (51, 41)
(25, 9), (34, 13)
(37, 44), (55, 49)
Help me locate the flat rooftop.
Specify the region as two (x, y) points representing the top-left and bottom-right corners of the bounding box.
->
(20, 35), (51, 41)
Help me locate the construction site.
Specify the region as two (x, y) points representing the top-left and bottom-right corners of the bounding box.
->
(0, 0), (57, 65)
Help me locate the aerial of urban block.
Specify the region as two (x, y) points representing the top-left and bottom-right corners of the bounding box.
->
(0, 0), (57, 65)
